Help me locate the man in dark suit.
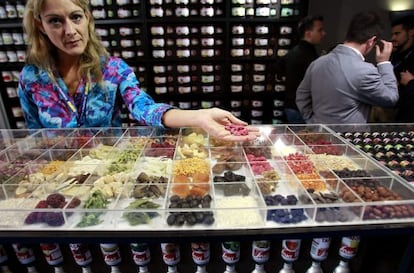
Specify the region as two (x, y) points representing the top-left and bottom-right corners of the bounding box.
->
(370, 15), (414, 122)
(296, 11), (398, 124)
(391, 15), (414, 82)
(276, 15), (326, 123)
(391, 15), (414, 122)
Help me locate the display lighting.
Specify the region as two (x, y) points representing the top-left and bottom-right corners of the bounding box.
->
(388, 0), (414, 11)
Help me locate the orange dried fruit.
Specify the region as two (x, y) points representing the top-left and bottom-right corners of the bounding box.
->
(193, 173), (210, 183)
(172, 184), (191, 197)
(173, 175), (190, 184)
(190, 185), (209, 196)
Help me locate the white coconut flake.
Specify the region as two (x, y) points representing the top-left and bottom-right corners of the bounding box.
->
(215, 196), (263, 227)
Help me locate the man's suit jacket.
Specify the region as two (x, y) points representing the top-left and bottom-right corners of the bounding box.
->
(296, 44), (399, 124)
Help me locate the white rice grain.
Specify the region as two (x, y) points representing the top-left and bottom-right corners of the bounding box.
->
(215, 196), (263, 227)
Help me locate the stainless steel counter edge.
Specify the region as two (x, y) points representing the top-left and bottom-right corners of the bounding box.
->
(0, 222), (413, 243)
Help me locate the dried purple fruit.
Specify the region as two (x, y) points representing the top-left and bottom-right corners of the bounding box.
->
(44, 212), (65, 226)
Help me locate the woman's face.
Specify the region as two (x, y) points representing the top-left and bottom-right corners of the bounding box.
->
(37, 0), (89, 61)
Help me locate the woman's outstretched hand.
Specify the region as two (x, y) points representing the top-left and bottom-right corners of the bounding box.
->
(196, 108), (260, 142)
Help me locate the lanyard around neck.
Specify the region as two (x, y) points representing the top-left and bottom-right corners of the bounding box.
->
(56, 78), (90, 127)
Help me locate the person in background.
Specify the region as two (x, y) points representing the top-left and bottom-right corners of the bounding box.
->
(391, 15), (414, 82)
(18, 0), (259, 142)
(276, 15), (326, 123)
(395, 68), (414, 122)
(296, 11), (399, 124)
(370, 15), (414, 122)
(391, 15), (414, 123)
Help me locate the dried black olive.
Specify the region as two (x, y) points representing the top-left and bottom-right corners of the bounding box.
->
(167, 214), (176, 226)
(175, 214), (185, 226)
(214, 176), (226, 182)
(203, 194), (212, 203)
(194, 212), (205, 223)
(190, 199), (199, 208)
(203, 214), (215, 225)
(186, 213), (197, 225)
(185, 195), (194, 202)
(201, 200), (210, 208)
(170, 195), (180, 202)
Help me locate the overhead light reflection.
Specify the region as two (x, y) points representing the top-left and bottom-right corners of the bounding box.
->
(273, 138), (286, 151)
(273, 138), (297, 157)
(389, 0), (413, 11)
(259, 126), (272, 137)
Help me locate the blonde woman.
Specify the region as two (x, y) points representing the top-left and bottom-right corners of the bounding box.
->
(18, 0), (258, 141)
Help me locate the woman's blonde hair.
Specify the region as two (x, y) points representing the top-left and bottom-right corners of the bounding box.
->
(23, 0), (109, 83)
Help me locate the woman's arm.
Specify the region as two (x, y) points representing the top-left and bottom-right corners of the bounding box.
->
(17, 68), (43, 129)
(117, 58), (258, 141)
(162, 108), (259, 141)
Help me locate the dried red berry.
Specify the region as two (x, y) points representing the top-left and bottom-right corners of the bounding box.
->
(225, 124), (249, 136)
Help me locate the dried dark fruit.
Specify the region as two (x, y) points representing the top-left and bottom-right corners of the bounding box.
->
(203, 214), (215, 225)
(46, 193), (66, 208)
(35, 200), (49, 208)
(58, 201), (68, 208)
(212, 163), (225, 174)
(44, 212), (65, 226)
(175, 214), (185, 226)
(76, 173), (90, 184)
(24, 212), (40, 225)
(67, 197), (81, 208)
(136, 172), (150, 183)
(169, 195), (180, 203)
(186, 213), (197, 225)
(194, 212), (205, 223)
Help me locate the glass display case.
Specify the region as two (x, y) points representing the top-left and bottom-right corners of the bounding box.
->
(0, 125), (412, 241)
(327, 123), (414, 186)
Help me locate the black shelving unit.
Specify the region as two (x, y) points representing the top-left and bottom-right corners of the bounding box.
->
(0, 4), (26, 129)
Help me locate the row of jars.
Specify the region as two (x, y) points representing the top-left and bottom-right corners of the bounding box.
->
(0, 237), (361, 273)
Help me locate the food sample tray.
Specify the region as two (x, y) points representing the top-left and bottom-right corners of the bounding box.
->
(326, 123), (414, 186)
(0, 125), (413, 232)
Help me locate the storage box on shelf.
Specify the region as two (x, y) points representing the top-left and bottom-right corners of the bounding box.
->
(0, 1), (27, 129)
(0, 125), (412, 238)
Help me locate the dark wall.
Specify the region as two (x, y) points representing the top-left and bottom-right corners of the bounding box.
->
(307, 0), (414, 55)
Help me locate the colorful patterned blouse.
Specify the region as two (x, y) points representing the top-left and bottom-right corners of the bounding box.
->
(18, 57), (174, 129)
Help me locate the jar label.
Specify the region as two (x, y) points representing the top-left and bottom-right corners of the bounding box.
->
(339, 236), (360, 260)
(281, 239), (301, 262)
(191, 242), (210, 266)
(130, 243), (151, 266)
(222, 242), (240, 265)
(100, 244), (122, 266)
(310, 238), (331, 261)
(12, 244), (36, 265)
(161, 243), (180, 266)
(69, 243), (93, 267)
(252, 241), (270, 264)
(40, 243), (64, 266)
